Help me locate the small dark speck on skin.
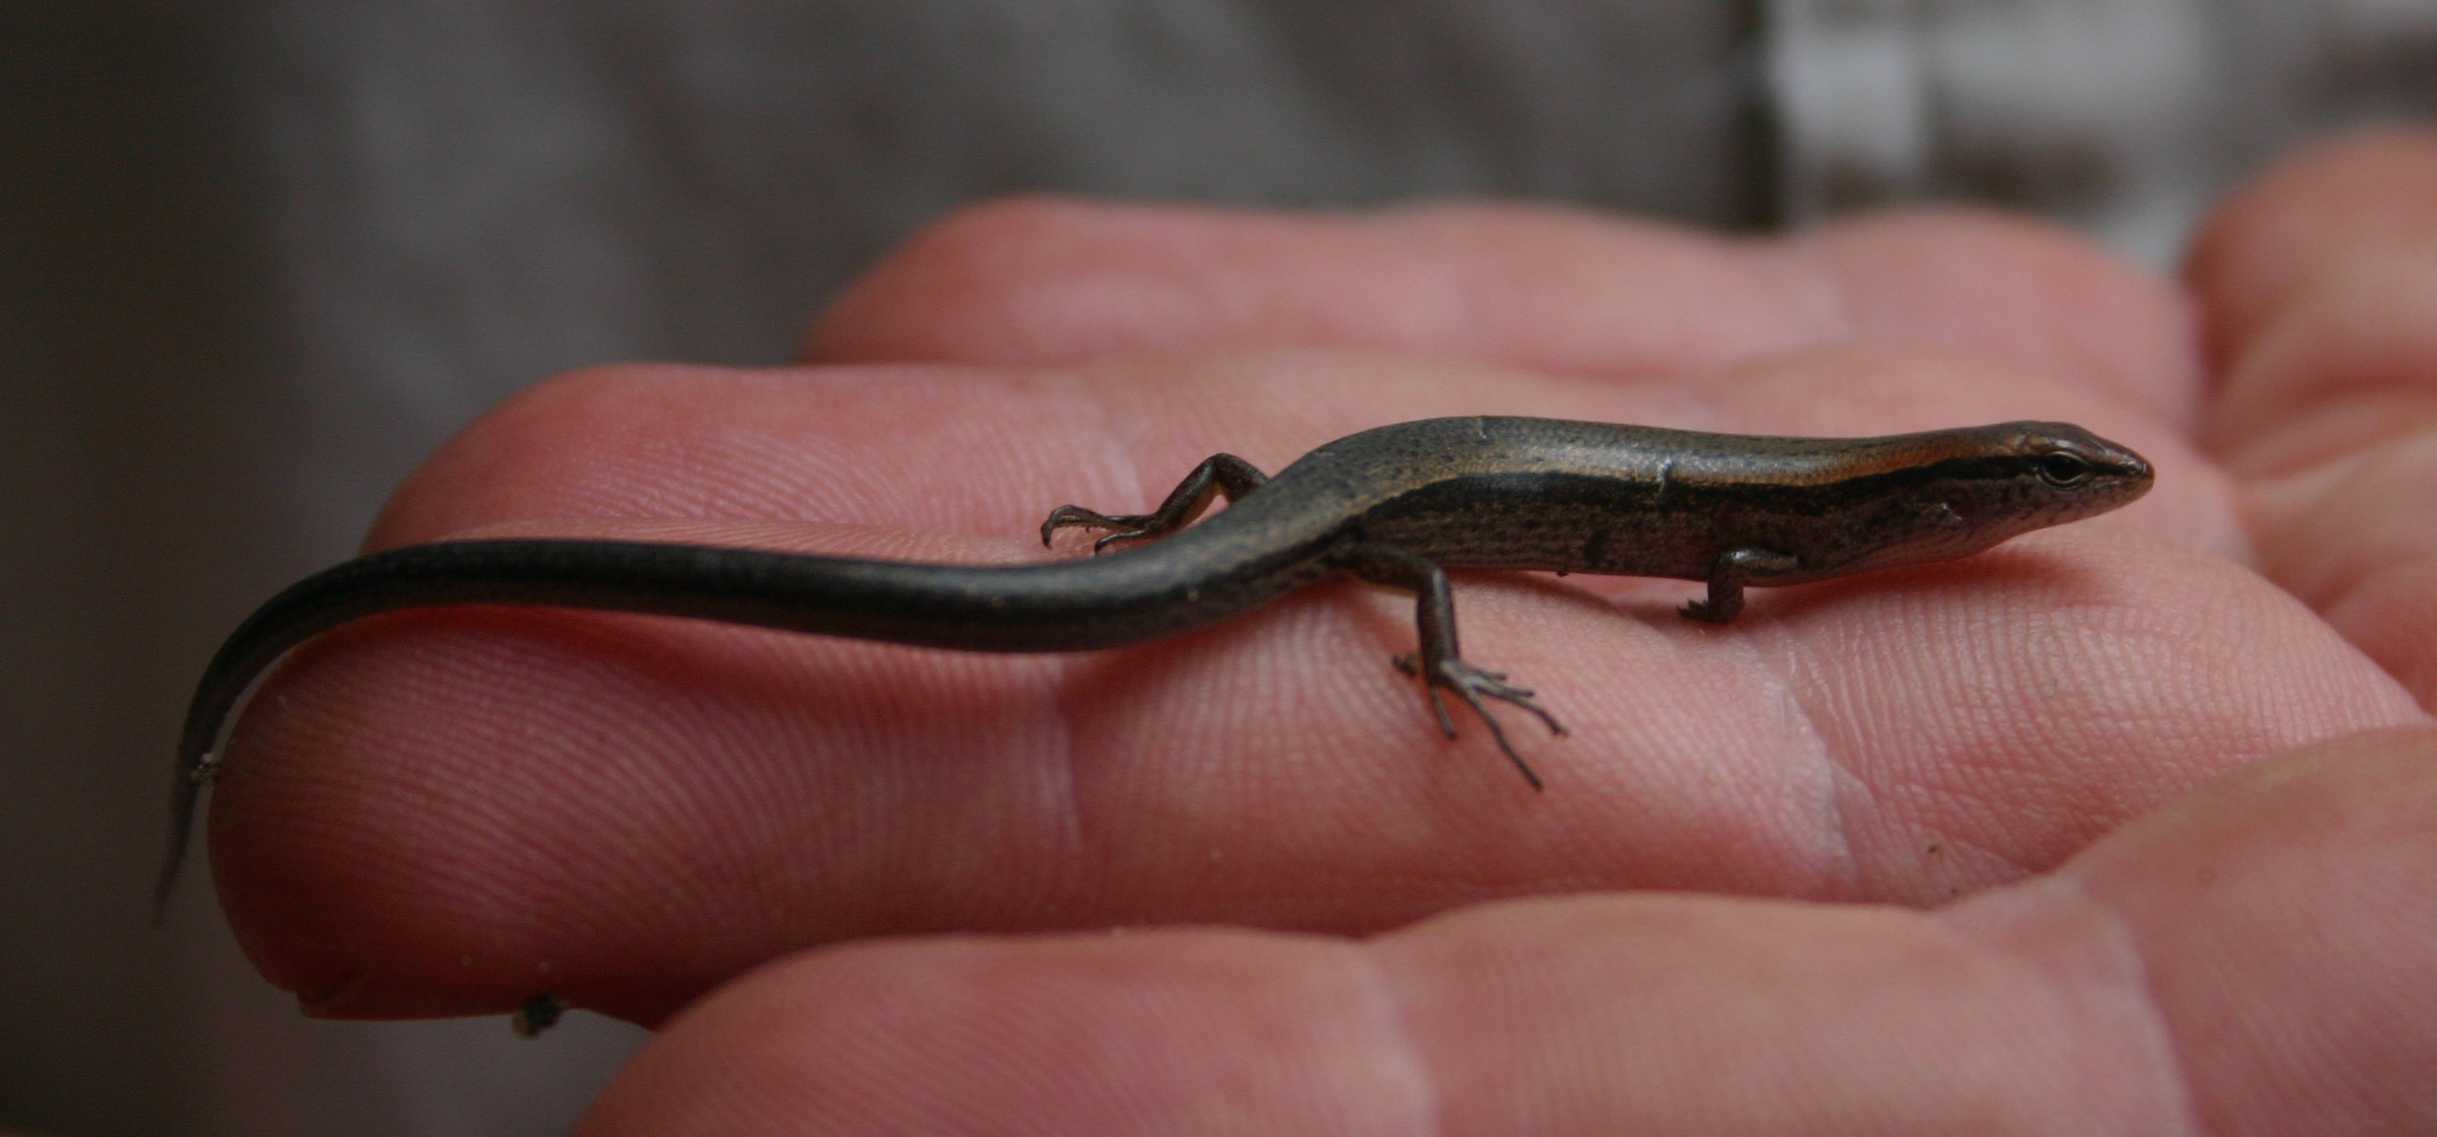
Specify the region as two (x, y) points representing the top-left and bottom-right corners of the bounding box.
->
(512, 993), (565, 1039)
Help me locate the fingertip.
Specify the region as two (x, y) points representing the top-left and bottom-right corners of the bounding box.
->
(1795, 208), (2201, 423)
(804, 196), (1229, 366)
(2184, 127), (2437, 368)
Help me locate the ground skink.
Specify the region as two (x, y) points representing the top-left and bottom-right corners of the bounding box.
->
(153, 416), (2152, 916)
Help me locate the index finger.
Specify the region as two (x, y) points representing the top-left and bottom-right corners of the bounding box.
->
(807, 199), (2198, 422)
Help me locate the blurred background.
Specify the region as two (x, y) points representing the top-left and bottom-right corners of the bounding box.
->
(6, 3), (2431, 1134)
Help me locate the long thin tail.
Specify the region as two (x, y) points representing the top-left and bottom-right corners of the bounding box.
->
(151, 535), (1300, 920)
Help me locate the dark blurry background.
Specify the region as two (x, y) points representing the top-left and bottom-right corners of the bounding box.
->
(6, 3), (2430, 1134)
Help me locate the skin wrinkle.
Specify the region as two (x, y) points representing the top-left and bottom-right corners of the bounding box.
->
(1711, 605), (1867, 898)
(2312, 558), (2437, 710)
(2336, 571), (2437, 702)
(1793, 582), (2042, 889)
(2210, 276), (2437, 479)
(1038, 402), (1210, 875)
(1943, 874), (2204, 1136)
(1013, 392), (1140, 788)
(2260, 441), (2437, 609)
(1347, 943), (1444, 1137)
(995, 387), (1173, 885)
(1034, 656), (1089, 878)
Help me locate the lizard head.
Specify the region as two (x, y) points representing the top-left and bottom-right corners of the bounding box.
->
(1833, 421), (2154, 574)
(1969, 420), (2154, 532)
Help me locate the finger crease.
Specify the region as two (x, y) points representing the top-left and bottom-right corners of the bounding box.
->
(1955, 876), (2206, 1135)
(1349, 947), (1446, 1137)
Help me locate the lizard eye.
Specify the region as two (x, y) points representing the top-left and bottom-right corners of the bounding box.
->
(2034, 452), (2092, 486)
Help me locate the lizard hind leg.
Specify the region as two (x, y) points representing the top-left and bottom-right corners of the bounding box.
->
(1040, 453), (1270, 553)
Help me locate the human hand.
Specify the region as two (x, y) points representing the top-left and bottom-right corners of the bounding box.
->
(210, 130), (2437, 1134)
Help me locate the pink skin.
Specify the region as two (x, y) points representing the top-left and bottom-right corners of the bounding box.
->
(207, 130), (2437, 1135)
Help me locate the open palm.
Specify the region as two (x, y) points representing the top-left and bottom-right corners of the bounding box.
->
(207, 132), (2437, 1135)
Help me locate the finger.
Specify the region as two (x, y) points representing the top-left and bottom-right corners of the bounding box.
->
(2186, 129), (2437, 706)
(574, 728), (2437, 1135)
(2186, 127), (2437, 373)
(2035, 727), (2437, 1132)
(805, 199), (2194, 421)
(207, 356), (2412, 1024)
